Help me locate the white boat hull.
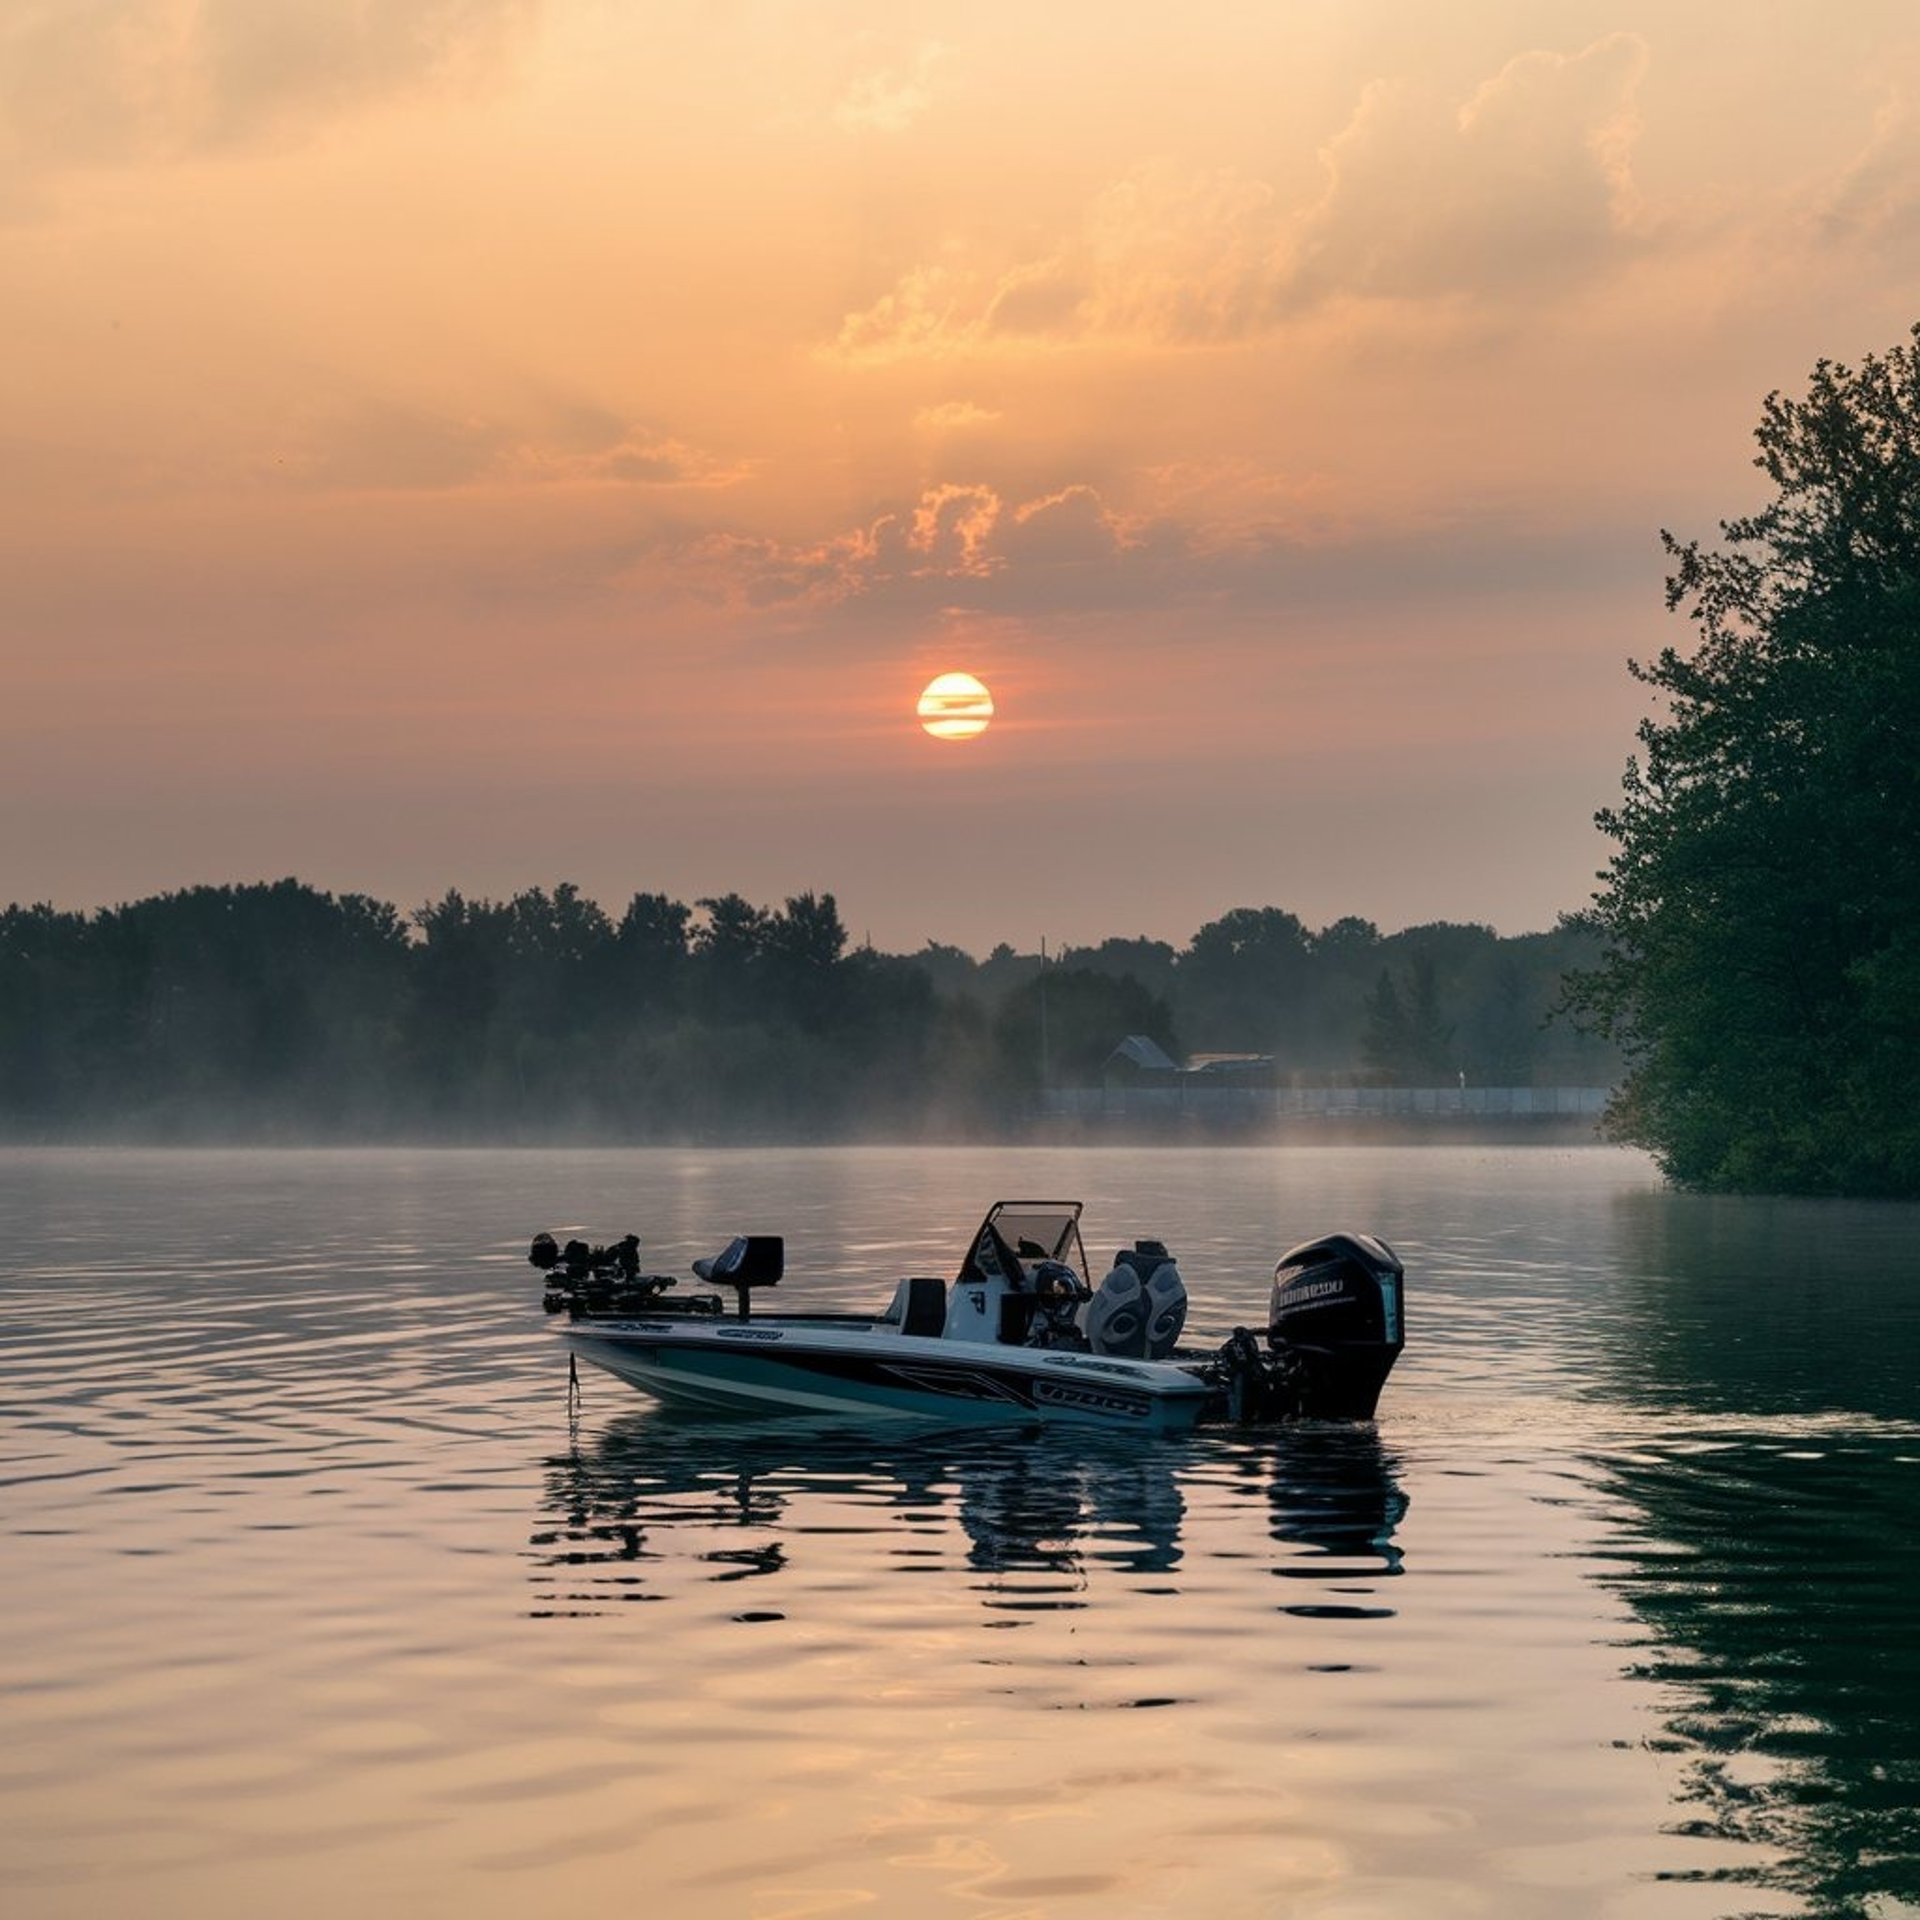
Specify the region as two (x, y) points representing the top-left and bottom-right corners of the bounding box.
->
(563, 1320), (1212, 1434)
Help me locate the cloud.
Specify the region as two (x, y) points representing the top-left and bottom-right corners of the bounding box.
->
(259, 399), (504, 490)
(834, 264), (967, 360)
(675, 486), (1003, 611)
(675, 531), (876, 611)
(665, 479), (1145, 612)
(910, 482), (1001, 575)
(1068, 163), (1287, 341)
(497, 432), (752, 490)
(912, 400), (1001, 433)
(833, 40), (946, 135)
(258, 400), (747, 493)
(982, 257), (1090, 336)
(1817, 91), (1920, 257)
(0, 0), (538, 173)
(652, 473), (1653, 651)
(828, 36), (1652, 358)
(1286, 34), (1649, 305)
(1135, 459), (1350, 554)
(1000, 486), (1128, 566)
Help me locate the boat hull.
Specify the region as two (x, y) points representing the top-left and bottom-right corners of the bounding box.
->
(564, 1320), (1211, 1434)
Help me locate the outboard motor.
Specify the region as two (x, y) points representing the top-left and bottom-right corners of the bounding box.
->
(1266, 1233), (1404, 1420)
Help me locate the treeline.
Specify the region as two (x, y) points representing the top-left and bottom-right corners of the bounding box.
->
(0, 881), (1618, 1140)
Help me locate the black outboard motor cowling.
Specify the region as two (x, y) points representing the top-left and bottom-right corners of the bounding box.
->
(1267, 1232), (1405, 1420)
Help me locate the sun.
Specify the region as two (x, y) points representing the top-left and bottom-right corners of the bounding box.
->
(917, 671), (994, 741)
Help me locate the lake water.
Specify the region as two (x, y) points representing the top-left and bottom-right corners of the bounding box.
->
(3, 1145), (1917, 1919)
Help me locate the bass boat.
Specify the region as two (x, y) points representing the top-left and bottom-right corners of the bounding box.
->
(533, 1200), (1404, 1434)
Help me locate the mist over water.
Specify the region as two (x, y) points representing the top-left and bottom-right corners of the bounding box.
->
(3, 1146), (1916, 1918)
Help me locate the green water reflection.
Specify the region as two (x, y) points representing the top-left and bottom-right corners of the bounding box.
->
(1597, 1192), (1920, 1915)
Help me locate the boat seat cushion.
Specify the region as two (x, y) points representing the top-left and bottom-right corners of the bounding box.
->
(1085, 1259), (1187, 1359)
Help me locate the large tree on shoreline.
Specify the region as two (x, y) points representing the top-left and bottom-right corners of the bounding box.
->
(1577, 327), (1920, 1195)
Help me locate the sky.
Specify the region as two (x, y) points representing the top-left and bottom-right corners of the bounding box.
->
(4, 1), (1919, 952)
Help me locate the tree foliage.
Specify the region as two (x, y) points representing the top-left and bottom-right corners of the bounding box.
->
(1576, 327), (1920, 1193)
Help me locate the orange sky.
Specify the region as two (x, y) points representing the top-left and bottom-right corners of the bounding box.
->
(4, 2), (1918, 948)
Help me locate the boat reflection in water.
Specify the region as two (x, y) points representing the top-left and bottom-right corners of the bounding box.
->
(1239, 1423), (1408, 1616)
(529, 1412), (1408, 1620)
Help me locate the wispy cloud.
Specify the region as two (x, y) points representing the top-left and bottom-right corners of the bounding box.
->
(496, 432), (752, 491)
(835, 264), (970, 360)
(0, 0), (539, 174)
(1816, 89), (1920, 257)
(833, 40), (946, 134)
(256, 400), (748, 494)
(913, 399), (1002, 433)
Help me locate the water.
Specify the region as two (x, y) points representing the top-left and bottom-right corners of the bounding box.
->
(3, 1145), (1917, 1919)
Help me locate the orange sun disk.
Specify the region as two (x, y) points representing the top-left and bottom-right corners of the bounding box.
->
(917, 672), (994, 741)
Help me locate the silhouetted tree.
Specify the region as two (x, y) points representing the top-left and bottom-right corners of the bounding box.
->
(1066, 936), (1178, 1001)
(615, 891), (691, 1015)
(908, 941), (978, 997)
(1576, 327), (1920, 1193)
(1313, 916), (1382, 962)
(763, 891), (849, 1027)
(1176, 907), (1313, 1052)
(691, 893), (772, 1022)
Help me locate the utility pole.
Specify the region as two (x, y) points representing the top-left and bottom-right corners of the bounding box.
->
(1039, 935), (1050, 1092)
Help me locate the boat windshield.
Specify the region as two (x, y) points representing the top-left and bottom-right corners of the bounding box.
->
(958, 1201), (1088, 1289)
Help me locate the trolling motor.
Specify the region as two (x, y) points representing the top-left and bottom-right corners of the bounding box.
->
(1209, 1232), (1405, 1423)
(529, 1230), (722, 1318)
